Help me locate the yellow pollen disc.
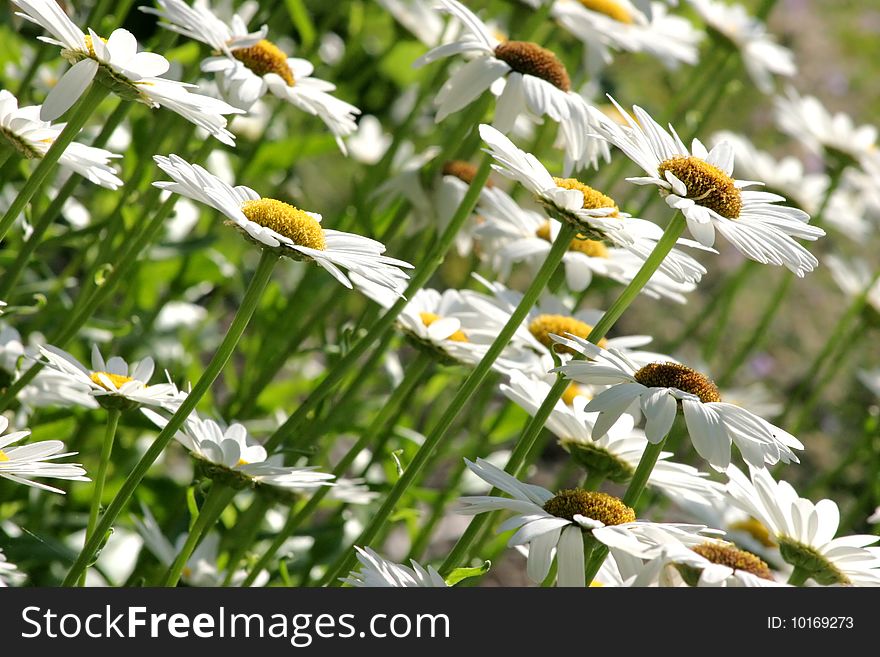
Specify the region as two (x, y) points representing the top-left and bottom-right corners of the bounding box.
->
(730, 517), (777, 548)
(0, 450), (9, 462)
(493, 41), (571, 92)
(543, 489), (635, 525)
(633, 362), (721, 403)
(657, 156), (742, 219)
(236, 458), (250, 467)
(552, 178), (619, 214)
(90, 371), (134, 390)
(528, 314), (607, 353)
(561, 382), (588, 406)
(182, 566), (192, 579)
(690, 542), (774, 580)
(442, 160), (494, 187)
(232, 40), (295, 86)
(83, 34), (107, 58)
(240, 198), (326, 250)
(535, 221), (609, 258)
(589, 580), (604, 587)
(419, 312), (469, 342)
(578, 0), (634, 23)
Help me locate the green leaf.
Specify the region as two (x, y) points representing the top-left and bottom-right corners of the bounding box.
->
(444, 561), (490, 586)
(284, 0), (316, 50)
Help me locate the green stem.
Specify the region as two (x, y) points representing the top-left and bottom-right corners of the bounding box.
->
(581, 437), (668, 584)
(62, 249), (279, 586)
(221, 495), (272, 586)
(786, 566), (810, 586)
(320, 222), (579, 586)
(162, 484), (237, 587)
(239, 351), (434, 587)
(582, 470), (606, 491)
(264, 147), (493, 453)
(0, 148), (14, 170)
(78, 408), (121, 586)
(0, 83), (109, 242)
(440, 212), (688, 574)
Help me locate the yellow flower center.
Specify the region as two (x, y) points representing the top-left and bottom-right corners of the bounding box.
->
(528, 314), (607, 353)
(633, 362), (721, 403)
(419, 312), (469, 342)
(236, 458), (250, 467)
(493, 41), (571, 92)
(232, 40), (295, 86)
(543, 489), (635, 525)
(657, 156), (742, 219)
(0, 450), (9, 462)
(535, 221), (609, 258)
(240, 198), (326, 250)
(690, 542), (774, 580)
(442, 160), (494, 187)
(83, 34), (107, 58)
(561, 382), (588, 406)
(729, 517), (777, 548)
(578, 0), (634, 23)
(552, 178), (620, 214)
(89, 371), (135, 390)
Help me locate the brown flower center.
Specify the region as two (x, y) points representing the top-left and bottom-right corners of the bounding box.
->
(543, 489), (635, 525)
(90, 371), (135, 390)
(232, 40), (295, 86)
(578, 0), (634, 23)
(528, 314), (607, 353)
(690, 542), (774, 580)
(240, 198), (326, 250)
(657, 156), (742, 219)
(633, 362), (721, 403)
(419, 312), (469, 342)
(494, 41), (571, 92)
(442, 160), (494, 187)
(535, 221), (609, 258)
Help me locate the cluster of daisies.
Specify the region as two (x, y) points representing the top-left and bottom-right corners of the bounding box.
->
(0, 0), (879, 590)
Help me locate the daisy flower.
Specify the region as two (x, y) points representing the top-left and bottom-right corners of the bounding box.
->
(414, 0), (606, 171)
(774, 87), (879, 169)
(554, 337), (803, 470)
(686, 0), (795, 94)
(0, 415), (89, 494)
(629, 538), (785, 587)
(341, 547), (448, 587)
(552, 0), (703, 72)
(711, 131), (828, 215)
(590, 98), (826, 276)
(501, 371), (724, 507)
(459, 457), (714, 586)
(480, 123), (711, 284)
(346, 115), (392, 165)
(377, 0), (462, 48)
(0, 548), (25, 587)
(825, 254), (880, 317)
(152, 154), (414, 294)
(0, 89), (122, 189)
(38, 344), (186, 411)
(349, 273), (513, 367)
(725, 466), (880, 586)
(12, 0), (241, 143)
(142, 0), (360, 151)
(474, 185), (698, 301)
(142, 410), (336, 492)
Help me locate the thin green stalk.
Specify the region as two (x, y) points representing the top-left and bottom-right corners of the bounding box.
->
(78, 408), (121, 586)
(582, 470), (606, 491)
(221, 495), (272, 586)
(581, 437), (668, 584)
(0, 148), (14, 170)
(440, 212), (688, 573)
(0, 83), (109, 242)
(320, 222), (579, 586)
(264, 147), (493, 453)
(162, 484), (237, 587)
(239, 350), (434, 587)
(62, 249), (279, 586)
